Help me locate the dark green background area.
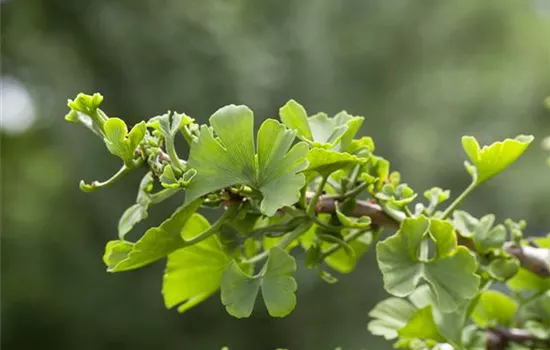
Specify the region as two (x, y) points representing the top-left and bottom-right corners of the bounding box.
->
(1, 1), (549, 349)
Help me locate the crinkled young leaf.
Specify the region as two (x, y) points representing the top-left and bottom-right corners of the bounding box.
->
(333, 111), (364, 152)
(278, 100), (363, 150)
(106, 199), (202, 272)
(474, 224), (506, 254)
(65, 92), (108, 137)
(159, 165), (196, 189)
(452, 211), (479, 238)
(221, 247), (297, 318)
(424, 187), (450, 213)
(185, 105), (308, 216)
(103, 240), (133, 269)
(118, 172), (154, 239)
(376, 216), (480, 312)
(103, 118), (146, 166)
(162, 214), (231, 313)
(348, 136), (375, 157)
(424, 187), (451, 205)
(452, 211), (506, 253)
(279, 99), (312, 140)
(471, 290), (518, 328)
(305, 148), (367, 177)
(367, 297), (417, 340)
(375, 183), (417, 207)
(147, 111), (194, 140)
(369, 156), (390, 190)
(147, 111), (194, 171)
(488, 257), (520, 281)
(335, 204), (372, 229)
(461, 135), (534, 185)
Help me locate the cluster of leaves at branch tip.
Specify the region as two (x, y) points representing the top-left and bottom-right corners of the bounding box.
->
(67, 92), (550, 350)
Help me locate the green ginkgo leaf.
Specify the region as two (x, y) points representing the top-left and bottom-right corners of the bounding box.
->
(221, 247), (297, 318)
(408, 285), (468, 346)
(335, 203), (372, 229)
(279, 99), (312, 140)
(367, 298), (417, 340)
(451, 211), (506, 253)
(185, 105), (309, 216)
(461, 135), (534, 185)
(106, 200), (202, 272)
(471, 290), (518, 328)
(279, 100), (363, 150)
(507, 268), (550, 293)
(376, 216), (480, 312)
(305, 148), (367, 177)
(118, 172), (154, 239)
(103, 118), (146, 166)
(162, 214), (231, 313)
(398, 306), (444, 342)
(522, 291), (550, 324)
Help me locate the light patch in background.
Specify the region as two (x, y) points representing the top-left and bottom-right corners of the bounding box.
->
(0, 77), (36, 135)
(534, 0), (550, 15)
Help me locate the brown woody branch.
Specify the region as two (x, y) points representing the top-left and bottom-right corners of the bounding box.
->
(313, 194), (550, 278)
(486, 327), (550, 350)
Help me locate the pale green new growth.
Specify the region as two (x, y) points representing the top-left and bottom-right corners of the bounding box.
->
(461, 134), (534, 185)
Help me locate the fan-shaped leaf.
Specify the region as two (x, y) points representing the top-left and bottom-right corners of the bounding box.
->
(221, 247), (297, 318)
(461, 135), (534, 185)
(185, 105), (308, 216)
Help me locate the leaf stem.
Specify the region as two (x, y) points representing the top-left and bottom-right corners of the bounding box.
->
(440, 181), (477, 219)
(165, 140), (185, 172)
(182, 204), (240, 246)
(308, 215), (341, 232)
(242, 222), (312, 264)
(319, 228), (380, 261)
(79, 164), (136, 192)
(149, 188), (181, 204)
(403, 205), (414, 218)
(180, 125), (197, 146)
(348, 164), (361, 190)
(342, 181), (368, 199)
(307, 176), (328, 216)
(242, 217), (307, 239)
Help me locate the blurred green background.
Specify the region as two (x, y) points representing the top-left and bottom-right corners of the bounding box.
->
(2, 1), (550, 349)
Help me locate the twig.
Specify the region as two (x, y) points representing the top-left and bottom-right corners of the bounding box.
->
(486, 327), (550, 350)
(308, 192), (550, 278)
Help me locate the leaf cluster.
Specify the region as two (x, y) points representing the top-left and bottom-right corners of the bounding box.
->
(66, 93), (549, 349)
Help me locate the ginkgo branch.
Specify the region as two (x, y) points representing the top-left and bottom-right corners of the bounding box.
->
(311, 193), (550, 278)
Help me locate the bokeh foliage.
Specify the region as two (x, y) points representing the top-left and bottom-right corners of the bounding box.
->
(1, 0), (549, 349)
